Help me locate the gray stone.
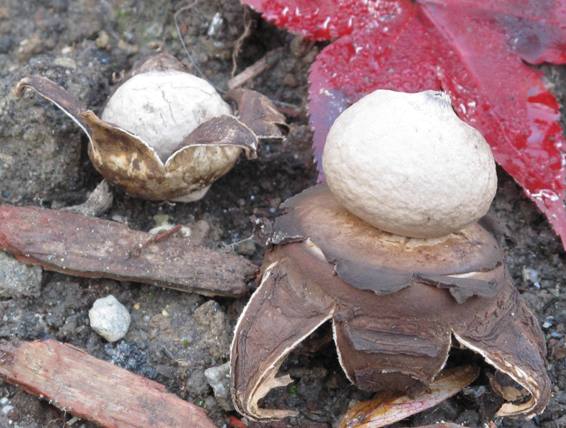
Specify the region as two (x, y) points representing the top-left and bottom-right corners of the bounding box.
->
(187, 369), (210, 396)
(236, 239), (256, 256)
(89, 295), (131, 342)
(193, 300), (230, 361)
(204, 362), (233, 411)
(0, 252), (42, 298)
(63, 180), (113, 217)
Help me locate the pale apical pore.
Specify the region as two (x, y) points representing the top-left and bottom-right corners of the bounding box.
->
(323, 89), (497, 238)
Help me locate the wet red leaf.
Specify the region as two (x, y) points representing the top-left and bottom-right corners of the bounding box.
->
(243, 0), (566, 249)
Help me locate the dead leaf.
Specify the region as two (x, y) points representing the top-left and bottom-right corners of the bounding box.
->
(338, 366), (479, 428)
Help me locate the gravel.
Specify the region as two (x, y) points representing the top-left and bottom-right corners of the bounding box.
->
(0, 252), (42, 298)
(205, 362), (233, 411)
(88, 295), (131, 342)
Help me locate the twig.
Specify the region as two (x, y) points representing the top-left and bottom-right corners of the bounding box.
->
(227, 48), (282, 90)
(273, 99), (304, 118)
(129, 224), (183, 258)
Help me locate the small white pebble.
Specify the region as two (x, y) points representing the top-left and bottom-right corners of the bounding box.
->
(207, 12), (224, 37)
(522, 266), (541, 288)
(88, 295), (131, 342)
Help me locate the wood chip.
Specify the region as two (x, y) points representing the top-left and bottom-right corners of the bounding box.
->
(0, 204), (256, 297)
(0, 339), (217, 428)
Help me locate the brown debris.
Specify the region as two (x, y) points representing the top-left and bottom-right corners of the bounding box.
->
(228, 88), (289, 140)
(227, 49), (282, 91)
(0, 339), (217, 428)
(0, 204), (256, 297)
(230, 185), (550, 421)
(338, 366), (479, 428)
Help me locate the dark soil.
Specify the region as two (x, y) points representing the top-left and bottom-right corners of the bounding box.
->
(0, 1), (565, 427)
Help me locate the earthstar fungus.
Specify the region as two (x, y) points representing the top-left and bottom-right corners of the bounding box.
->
(230, 90), (549, 422)
(230, 185), (550, 421)
(15, 53), (287, 202)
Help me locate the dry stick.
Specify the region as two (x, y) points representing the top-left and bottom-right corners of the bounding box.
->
(227, 55), (269, 90)
(227, 48), (282, 90)
(0, 339), (217, 428)
(272, 99), (304, 118)
(0, 204), (256, 297)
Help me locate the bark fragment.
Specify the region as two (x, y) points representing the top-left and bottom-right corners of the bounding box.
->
(0, 339), (217, 428)
(0, 204), (256, 297)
